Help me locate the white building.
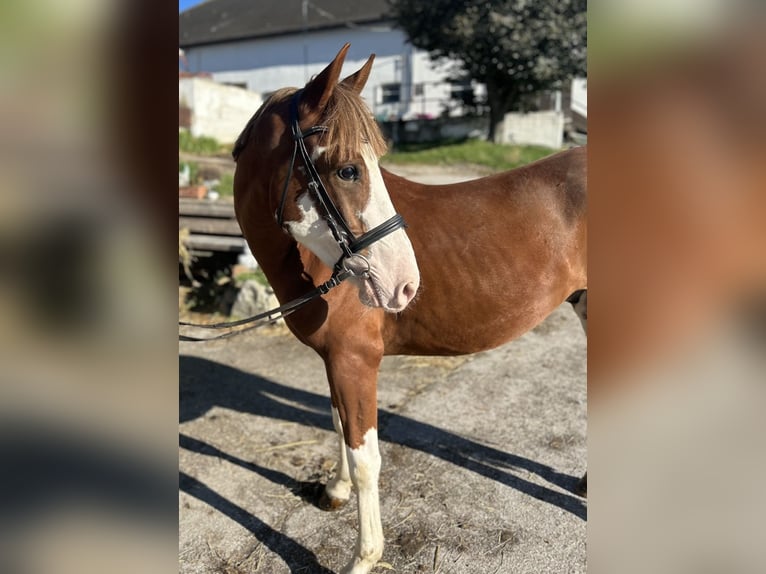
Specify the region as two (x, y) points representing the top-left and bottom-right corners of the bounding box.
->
(179, 0), (586, 147)
(179, 0), (483, 123)
(179, 74), (263, 143)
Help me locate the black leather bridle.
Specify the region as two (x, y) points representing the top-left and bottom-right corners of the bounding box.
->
(179, 89), (409, 342)
(276, 89), (408, 277)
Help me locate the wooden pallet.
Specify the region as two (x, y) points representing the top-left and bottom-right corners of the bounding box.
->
(179, 198), (246, 256)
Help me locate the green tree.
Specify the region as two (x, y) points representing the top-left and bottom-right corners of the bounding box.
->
(388, 0), (587, 141)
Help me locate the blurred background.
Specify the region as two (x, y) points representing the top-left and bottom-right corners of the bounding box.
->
(0, 1), (178, 573)
(1, 0), (764, 572)
(588, 1), (766, 572)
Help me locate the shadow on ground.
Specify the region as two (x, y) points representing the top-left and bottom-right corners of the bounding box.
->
(179, 355), (586, 521)
(179, 469), (333, 573)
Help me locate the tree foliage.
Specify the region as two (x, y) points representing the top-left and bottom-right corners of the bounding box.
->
(388, 0), (587, 141)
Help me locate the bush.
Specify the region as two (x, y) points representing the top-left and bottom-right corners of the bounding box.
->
(179, 130), (228, 155)
(179, 161), (200, 185)
(216, 172), (234, 196)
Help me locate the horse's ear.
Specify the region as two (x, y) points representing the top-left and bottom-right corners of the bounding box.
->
(301, 43), (350, 116)
(340, 53), (375, 94)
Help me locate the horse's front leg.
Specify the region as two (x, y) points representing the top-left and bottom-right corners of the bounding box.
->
(319, 401), (352, 510)
(324, 348), (384, 574)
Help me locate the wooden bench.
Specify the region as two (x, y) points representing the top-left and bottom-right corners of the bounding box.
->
(179, 198), (246, 257)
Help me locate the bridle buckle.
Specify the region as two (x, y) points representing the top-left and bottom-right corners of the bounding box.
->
(339, 253), (371, 279)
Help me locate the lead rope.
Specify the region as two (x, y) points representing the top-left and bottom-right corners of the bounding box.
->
(179, 269), (352, 342)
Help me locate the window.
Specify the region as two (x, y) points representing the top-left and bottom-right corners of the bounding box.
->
(381, 83), (401, 104)
(450, 80), (474, 102)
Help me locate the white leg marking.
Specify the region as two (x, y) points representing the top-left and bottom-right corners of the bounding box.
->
(326, 407), (352, 502)
(342, 428), (383, 574)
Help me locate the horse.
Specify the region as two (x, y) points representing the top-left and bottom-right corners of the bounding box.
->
(232, 43), (587, 574)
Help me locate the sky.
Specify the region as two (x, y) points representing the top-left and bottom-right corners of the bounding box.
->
(179, 0), (205, 13)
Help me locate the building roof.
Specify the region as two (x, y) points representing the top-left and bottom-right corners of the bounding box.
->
(180, 0), (392, 48)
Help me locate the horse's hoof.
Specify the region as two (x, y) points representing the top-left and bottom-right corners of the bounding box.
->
(319, 490), (348, 511)
(575, 473), (587, 497)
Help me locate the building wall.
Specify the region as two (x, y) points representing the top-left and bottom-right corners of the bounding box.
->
(179, 76), (263, 143)
(182, 28), (586, 139)
(182, 26), (463, 121)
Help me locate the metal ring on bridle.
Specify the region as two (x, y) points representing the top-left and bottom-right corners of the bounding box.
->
(340, 253), (371, 279)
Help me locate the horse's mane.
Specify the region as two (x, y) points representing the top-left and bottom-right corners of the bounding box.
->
(232, 84), (387, 162)
(232, 87), (295, 161)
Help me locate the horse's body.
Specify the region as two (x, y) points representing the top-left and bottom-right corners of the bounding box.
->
(233, 44), (586, 573)
(380, 157), (586, 355)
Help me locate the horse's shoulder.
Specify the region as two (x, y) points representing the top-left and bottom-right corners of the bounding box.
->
(544, 146), (587, 221)
(564, 148), (587, 221)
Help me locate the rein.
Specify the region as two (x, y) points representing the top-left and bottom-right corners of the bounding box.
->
(179, 269), (352, 342)
(179, 90), (408, 342)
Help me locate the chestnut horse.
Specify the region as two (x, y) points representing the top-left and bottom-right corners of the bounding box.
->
(232, 44), (587, 574)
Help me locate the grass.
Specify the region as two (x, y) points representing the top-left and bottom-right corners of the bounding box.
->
(234, 267), (270, 287)
(179, 129), (232, 156)
(180, 127), (554, 173)
(179, 160), (199, 185)
(383, 139), (556, 172)
(179, 135), (556, 197)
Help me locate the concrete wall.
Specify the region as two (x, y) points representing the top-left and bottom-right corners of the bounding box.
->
(179, 76), (263, 144)
(570, 77), (588, 119)
(501, 110), (564, 149)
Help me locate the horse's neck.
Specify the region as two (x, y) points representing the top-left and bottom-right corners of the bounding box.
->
(251, 219), (330, 304)
(235, 193), (314, 303)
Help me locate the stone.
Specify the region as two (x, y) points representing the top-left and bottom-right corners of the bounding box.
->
(231, 279), (281, 323)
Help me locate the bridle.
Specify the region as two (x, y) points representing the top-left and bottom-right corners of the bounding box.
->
(276, 89), (408, 277)
(179, 89), (409, 341)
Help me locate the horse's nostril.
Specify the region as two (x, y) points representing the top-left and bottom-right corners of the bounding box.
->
(402, 282), (417, 301)
(393, 282), (418, 309)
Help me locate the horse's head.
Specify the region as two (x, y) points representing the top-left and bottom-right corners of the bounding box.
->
(235, 44), (419, 313)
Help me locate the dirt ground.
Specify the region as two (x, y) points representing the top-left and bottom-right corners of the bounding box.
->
(179, 165), (587, 573)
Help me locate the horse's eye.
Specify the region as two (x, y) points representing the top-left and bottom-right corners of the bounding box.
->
(337, 166), (358, 181)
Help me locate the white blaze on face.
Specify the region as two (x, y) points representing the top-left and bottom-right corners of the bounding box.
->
(285, 191), (345, 268)
(357, 147), (420, 312)
(284, 145), (420, 312)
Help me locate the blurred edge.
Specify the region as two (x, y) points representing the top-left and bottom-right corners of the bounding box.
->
(589, 1), (766, 573)
(0, 1), (179, 573)
(2, 0), (765, 573)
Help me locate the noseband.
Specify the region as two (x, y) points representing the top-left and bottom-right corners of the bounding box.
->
(276, 89), (407, 276)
